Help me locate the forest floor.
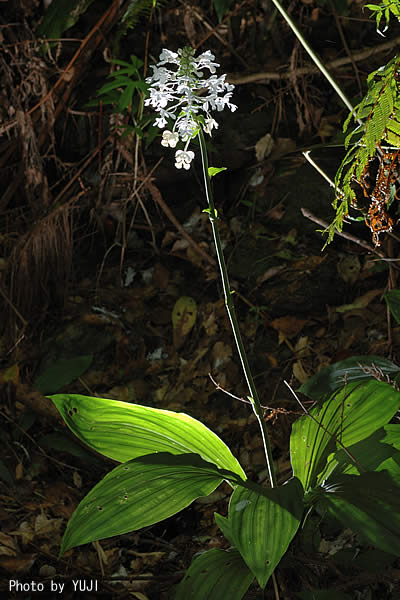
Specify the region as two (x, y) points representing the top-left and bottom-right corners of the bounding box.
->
(1, 0), (400, 598)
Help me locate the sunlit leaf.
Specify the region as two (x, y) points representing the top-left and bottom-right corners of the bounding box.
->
(382, 424), (400, 450)
(60, 453), (234, 555)
(291, 380), (400, 490)
(49, 394), (246, 479)
(316, 429), (400, 481)
(208, 167), (227, 178)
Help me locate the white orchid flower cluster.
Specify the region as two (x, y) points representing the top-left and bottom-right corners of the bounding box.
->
(145, 47), (237, 169)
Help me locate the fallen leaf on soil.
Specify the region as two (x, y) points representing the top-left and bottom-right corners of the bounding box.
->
(172, 296), (197, 349)
(255, 132), (274, 162)
(0, 532), (17, 556)
(270, 137), (296, 159)
(294, 336), (310, 357)
(0, 554), (36, 573)
(293, 360), (310, 384)
(211, 341), (232, 369)
(171, 238), (189, 253)
(14, 521), (34, 545)
(335, 289), (382, 313)
(203, 308), (218, 336)
(257, 265), (285, 285)
(39, 564), (57, 577)
(34, 512), (62, 537)
(15, 463), (23, 480)
(337, 255), (361, 284)
(271, 316), (307, 339)
(291, 255), (326, 272)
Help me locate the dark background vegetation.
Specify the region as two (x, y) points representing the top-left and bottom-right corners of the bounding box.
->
(1, 0), (400, 598)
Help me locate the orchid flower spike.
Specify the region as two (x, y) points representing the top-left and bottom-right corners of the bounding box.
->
(145, 47), (237, 169)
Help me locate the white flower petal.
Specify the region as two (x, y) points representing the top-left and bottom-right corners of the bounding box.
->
(147, 47), (236, 137)
(174, 149), (195, 170)
(161, 130), (179, 148)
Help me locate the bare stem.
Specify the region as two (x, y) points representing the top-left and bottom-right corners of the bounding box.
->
(269, 0), (357, 119)
(198, 129), (277, 488)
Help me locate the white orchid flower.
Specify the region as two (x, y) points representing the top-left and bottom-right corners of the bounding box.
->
(145, 46), (236, 168)
(161, 130), (179, 148)
(175, 149), (195, 170)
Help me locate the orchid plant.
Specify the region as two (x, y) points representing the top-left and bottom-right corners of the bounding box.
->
(48, 45), (400, 600)
(146, 46), (277, 487)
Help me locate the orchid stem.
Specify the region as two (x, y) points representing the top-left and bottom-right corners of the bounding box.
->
(198, 129), (277, 488)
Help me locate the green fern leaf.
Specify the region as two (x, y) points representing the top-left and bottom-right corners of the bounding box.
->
(120, 0), (167, 31)
(329, 55), (400, 245)
(386, 116), (400, 145)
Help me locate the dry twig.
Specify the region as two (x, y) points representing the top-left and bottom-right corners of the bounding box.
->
(229, 36), (400, 84)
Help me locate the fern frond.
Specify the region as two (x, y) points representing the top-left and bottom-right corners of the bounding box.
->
(118, 0), (168, 35)
(331, 55), (400, 243)
(365, 0), (400, 33)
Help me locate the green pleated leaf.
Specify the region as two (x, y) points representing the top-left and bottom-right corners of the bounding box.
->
(316, 429), (400, 481)
(49, 394), (245, 480)
(214, 512), (235, 547)
(224, 478), (304, 589)
(384, 290), (400, 324)
(382, 424), (400, 449)
(376, 454), (400, 482)
(298, 356), (400, 402)
(60, 453), (234, 556)
(175, 548), (254, 600)
(290, 380), (400, 490)
(316, 471), (400, 555)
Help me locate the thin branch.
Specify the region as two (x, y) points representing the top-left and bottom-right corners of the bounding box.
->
(301, 207), (387, 256)
(229, 35), (400, 85)
(209, 374), (302, 415)
(208, 373), (251, 404)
